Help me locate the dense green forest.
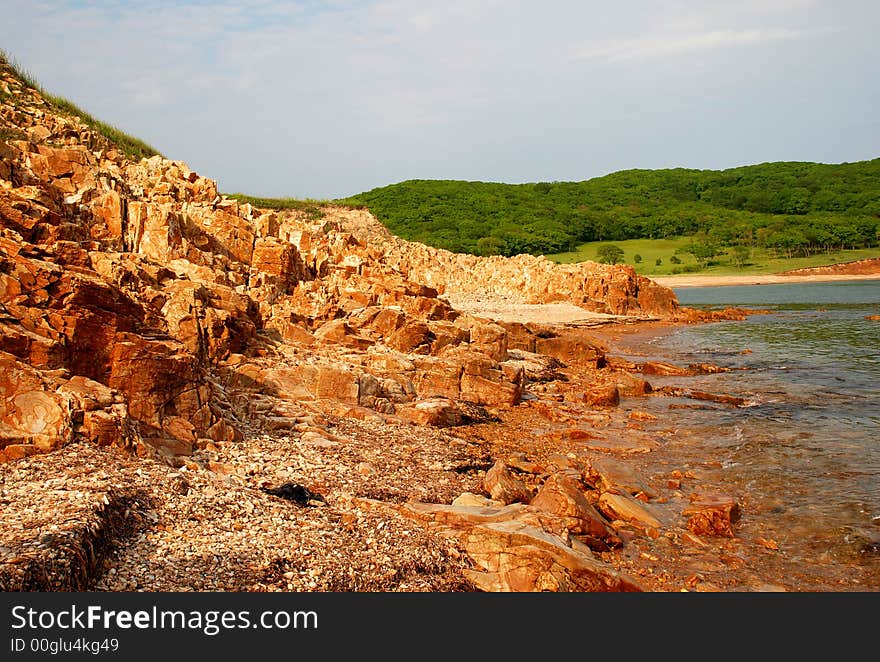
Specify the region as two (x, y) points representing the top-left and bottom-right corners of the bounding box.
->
(339, 160), (880, 259)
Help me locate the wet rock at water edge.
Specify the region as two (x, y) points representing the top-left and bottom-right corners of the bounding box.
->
(683, 493), (741, 537)
(583, 385), (620, 408)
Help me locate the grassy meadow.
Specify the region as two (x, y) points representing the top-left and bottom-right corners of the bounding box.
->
(548, 238), (880, 276)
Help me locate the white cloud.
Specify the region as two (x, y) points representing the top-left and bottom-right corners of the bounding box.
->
(570, 27), (810, 63)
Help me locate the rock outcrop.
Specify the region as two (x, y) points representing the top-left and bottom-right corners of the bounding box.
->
(1, 55), (681, 468)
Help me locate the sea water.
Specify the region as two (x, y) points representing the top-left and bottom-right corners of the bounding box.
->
(619, 280), (880, 588)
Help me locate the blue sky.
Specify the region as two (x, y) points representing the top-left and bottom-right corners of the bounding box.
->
(2, 1), (879, 198)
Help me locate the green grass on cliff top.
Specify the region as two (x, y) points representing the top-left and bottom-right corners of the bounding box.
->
(0, 49), (161, 161)
(224, 193), (334, 221)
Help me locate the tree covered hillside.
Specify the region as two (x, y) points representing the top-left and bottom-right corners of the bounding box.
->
(340, 160), (880, 258)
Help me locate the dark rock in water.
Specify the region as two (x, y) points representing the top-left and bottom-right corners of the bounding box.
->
(260, 482), (325, 506)
(848, 527), (880, 555)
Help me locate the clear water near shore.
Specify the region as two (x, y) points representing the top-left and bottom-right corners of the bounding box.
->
(619, 280), (880, 588)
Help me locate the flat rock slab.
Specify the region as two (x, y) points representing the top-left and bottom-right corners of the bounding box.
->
(402, 501), (533, 528)
(463, 520), (643, 592)
(582, 455), (657, 498)
(598, 492), (663, 531)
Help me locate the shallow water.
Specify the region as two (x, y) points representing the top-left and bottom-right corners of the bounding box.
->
(617, 280), (880, 588)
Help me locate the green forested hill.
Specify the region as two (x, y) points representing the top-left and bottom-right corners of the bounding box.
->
(339, 160), (880, 258)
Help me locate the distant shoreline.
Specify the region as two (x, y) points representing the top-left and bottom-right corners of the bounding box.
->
(652, 273), (880, 288)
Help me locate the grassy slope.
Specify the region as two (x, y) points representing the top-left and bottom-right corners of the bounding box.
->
(0, 50), (160, 161)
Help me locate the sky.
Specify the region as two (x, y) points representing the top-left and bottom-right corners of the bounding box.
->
(2, 0), (879, 199)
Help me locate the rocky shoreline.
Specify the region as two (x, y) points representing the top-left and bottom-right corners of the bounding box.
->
(1, 54), (859, 593)
(3, 315), (790, 593)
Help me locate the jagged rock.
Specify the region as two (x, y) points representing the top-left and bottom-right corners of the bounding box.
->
(311, 366), (360, 403)
(314, 319), (373, 349)
(250, 236), (307, 292)
(386, 321), (434, 353)
(683, 493), (742, 537)
(466, 320), (508, 362)
(411, 357), (463, 400)
(108, 333), (212, 438)
(529, 470), (619, 545)
(503, 349), (565, 382)
(483, 460), (530, 505)
(0, 55), (682, 481)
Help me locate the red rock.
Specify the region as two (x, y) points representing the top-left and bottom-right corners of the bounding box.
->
(483, 460), (530, 505)
(530, 470), (618, 545)
(615, 373), (652, 396)
(463, 520), (643, 592)
(412, 359), (462, 400)
(535, 334), (605, 365)
(250, 237), (307, 292)
(583, 385), (620, 408)
(313, 319), (373, 349)
(583, 455), (657, 498)
(460, 372), (521, 407)
(467, 321), (508, 362)
(683, 493), (742, 537)
(597, 491), (663, 531)
(310, 366), (360, 403)
(0, 352), (71, 453)
(397, 398), (466, 427)
(687, 390), (748, 407)
(640, 361), (692, 376)
(108, 333), (207, 434)
(386, 321), (434, 353)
